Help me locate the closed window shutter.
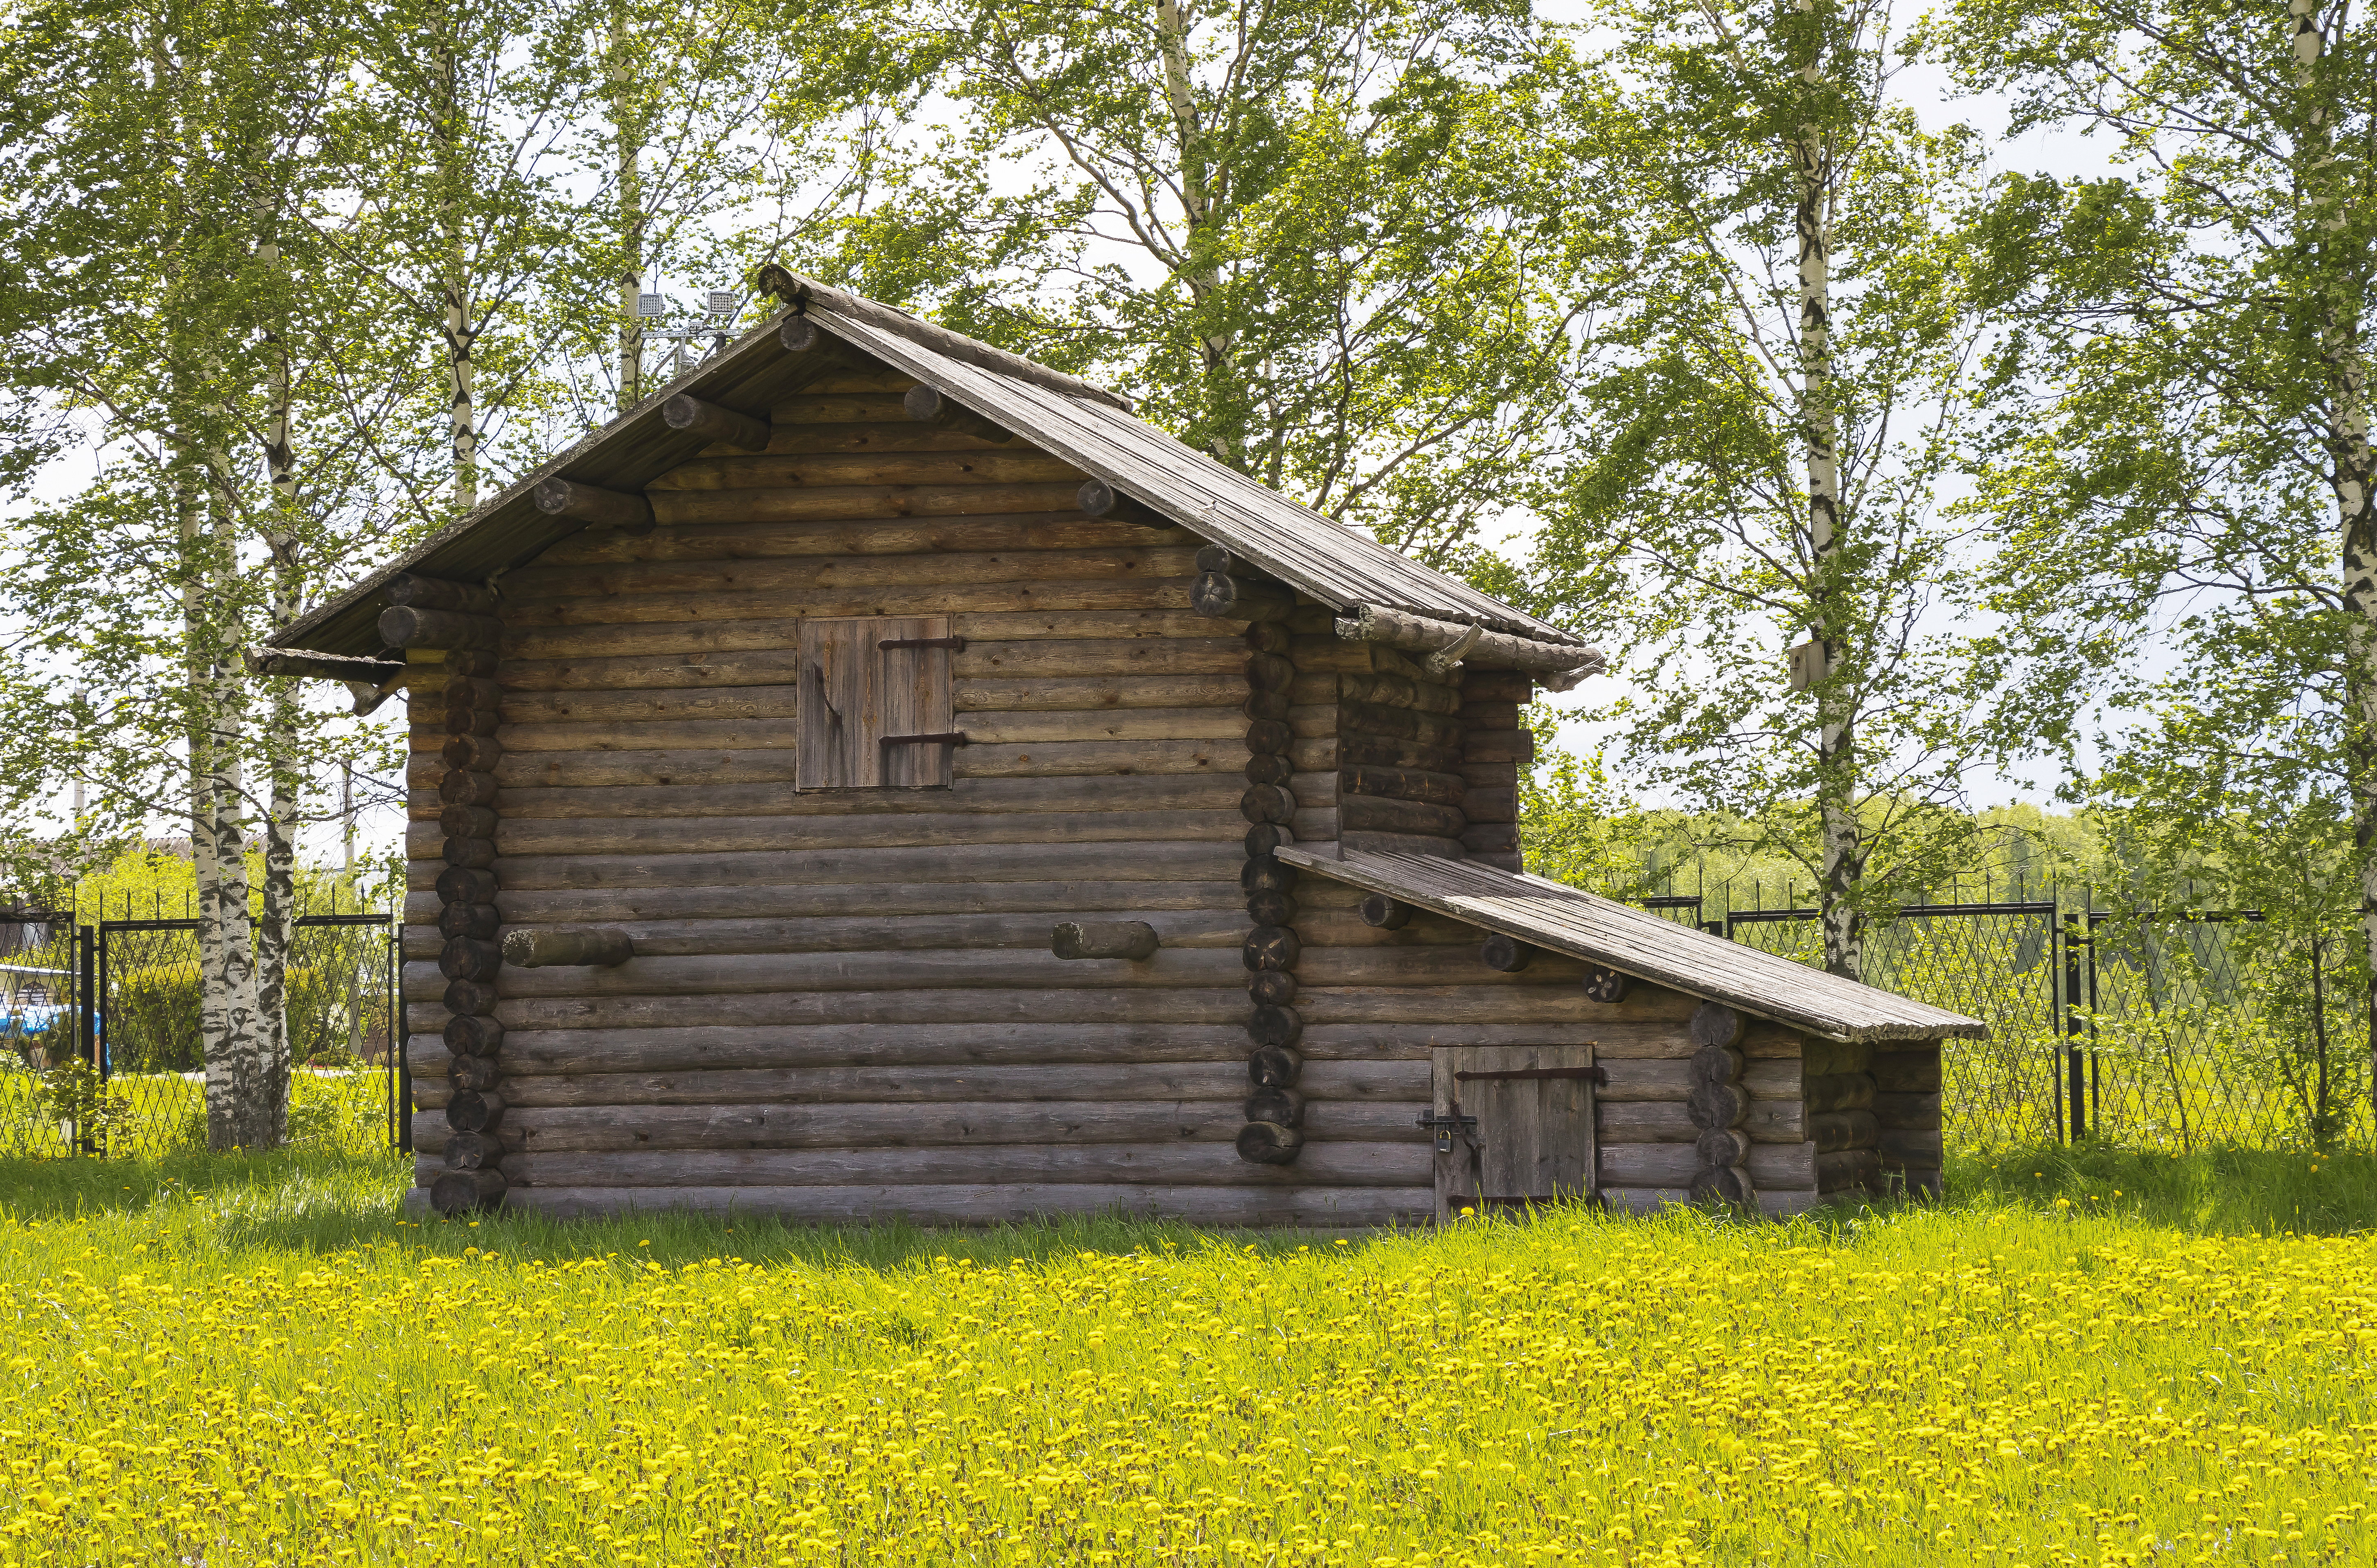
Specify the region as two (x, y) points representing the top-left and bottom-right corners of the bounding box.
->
(798, 615), (954, 789)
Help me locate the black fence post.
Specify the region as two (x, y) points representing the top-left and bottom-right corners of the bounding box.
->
(2061, 912), (2087, 1141)
(391, 927), (410, 1153)
(76, 923), (96, 1153)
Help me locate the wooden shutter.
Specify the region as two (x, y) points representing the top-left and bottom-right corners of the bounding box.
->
(797, 615), (954, 789)
(1431, 1043), (1597, 1219)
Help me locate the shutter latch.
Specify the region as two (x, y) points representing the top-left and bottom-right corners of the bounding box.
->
(1416, 1110), (1480, 1155)
(878, 636), (966, 651)
(880, 732), (969, 748)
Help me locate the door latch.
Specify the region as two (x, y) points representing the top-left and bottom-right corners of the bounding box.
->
(1416, 1111), (1479, 1154)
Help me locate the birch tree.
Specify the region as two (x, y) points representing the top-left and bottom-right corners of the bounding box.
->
(1528, 0), (1992, 979)
(1937, 0), (2377, 1099)
(793, 0), (1600, 565)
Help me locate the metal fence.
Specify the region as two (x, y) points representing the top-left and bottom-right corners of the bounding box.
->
(1639, 877), (2372, 1153)
(0, 890), (403, 1159)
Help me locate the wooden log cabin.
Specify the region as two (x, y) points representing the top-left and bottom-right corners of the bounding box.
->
(262, 272), (1982, 1224)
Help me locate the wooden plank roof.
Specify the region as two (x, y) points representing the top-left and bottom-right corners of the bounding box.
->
(1276, 847), (1987, 1045)
(268, 279), (1591, 660)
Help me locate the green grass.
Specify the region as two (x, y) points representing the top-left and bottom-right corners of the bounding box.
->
(1, 1149), (2373, 1566)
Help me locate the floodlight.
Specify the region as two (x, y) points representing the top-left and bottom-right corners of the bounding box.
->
(636, 292), (667, 318)
(706, 291), (738, 319)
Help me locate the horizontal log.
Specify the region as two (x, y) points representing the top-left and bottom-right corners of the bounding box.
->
(408, 946), (1252, 1001)
(480, 1058), (1427, 1109)
(1291, 807), (1338, 842)
(381, 606), (501, 651)
(661, 393), (772, 452)
(1342, 733), (1463, 774)
(1599, 1141), (1814, 1190)
(1340, 699), (1462, 750)
(481, 708), (1243, 755)
(459, 738), (1234, 790)
(388, 573), (498, 616)
(1459, 760), (1519, 790)
(1817, 1148), (1881, 1191)
(501, 546), (1197, 607)
(1461, 700), (1521, 730)
(652, 451), (1084, 493)
(1596, 1099), (1802, 1144)
(405, 809), (1243, 860)
(494, 638), (1244, 698)
(430, 1168), (507, 1213)
(1878, 1126), (1944, 1166)
(1802, 1039), (1875, 1077)
(1872, 1052), (1942, 1093)
(1336, 830), (1465, 859)
(1874, 1091), (1940, 1129)
(419, 1020), (1304, 1079)
(434, 839), (1238, 893)
(1804, 1073), (1877, 1113)
(769, 393), (929, 423)
(404, 906), (1265, 963)
(1463, 730), (1535, 765)
(1340, 795), (1465, 838)
(1342, 765), (1465, 807)
(1462, 787), (1517, 823)
(502, 1183), (1432, 1227)
(541, 513), (1186, 569)
(1468, 851), (1523, 873)
(417, 1099), (1425, 1153)
(1460, 822), (1520, 856)
(1810, 1109), (1880, 1153)
(648, 481), (1088, 527)
(1340, 671), (1461, 716)
(418, 881), (1245, 933)
(500, 608), (1204, 664)
(436, 773), (1246, 823)
(1281, 766), (1329, 802)
(500, 1141), (1425, 1189)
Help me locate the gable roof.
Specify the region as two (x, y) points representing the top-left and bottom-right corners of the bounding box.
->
(268, 275), (1594, 662)
(1276, 847), (1986, 1045)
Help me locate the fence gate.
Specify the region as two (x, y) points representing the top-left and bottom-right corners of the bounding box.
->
(0, 907), (402, 1158)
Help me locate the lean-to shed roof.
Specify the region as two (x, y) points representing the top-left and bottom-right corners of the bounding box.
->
(268, 275), (1591, 662)
(1276, 848), (1987, 1046)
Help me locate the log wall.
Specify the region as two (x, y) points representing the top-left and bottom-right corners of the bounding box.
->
(400, 373), (1432, 1226)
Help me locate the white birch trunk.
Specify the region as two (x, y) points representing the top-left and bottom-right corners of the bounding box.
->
(1793, 0), (1858, 981)
(256, 257), (298, 1144)
(2291, 1), (2377, 1115)
(433, 41), (478, 514)
(197, 481), (266, 1151)
(610, 7), (645, 413)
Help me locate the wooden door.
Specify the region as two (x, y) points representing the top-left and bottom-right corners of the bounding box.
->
(1431, 1043), (1598, 1220)
(797, 615), (954, 789)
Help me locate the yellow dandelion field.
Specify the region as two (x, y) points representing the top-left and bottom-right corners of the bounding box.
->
(1, 1203), (2373, 1567)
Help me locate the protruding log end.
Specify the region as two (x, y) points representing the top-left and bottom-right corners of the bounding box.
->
(1234, 1121), (1304, 1165)
(1243, 822), (1297, 858)
(1246, 969), (1297, 1007)
(442, 978), (499, 1017)
(379, 604), (502, 651)
(1581, 965), (1631, 1003)
(1077, 478), (1170, 529)
(445, 1088), (506, 1134)
(1247, 1044), (1302, 1088)
(1244, 752), (1294, 787)
(1479, 933), (1536, 972)
(1245, 1005), (1302, 1049)
(448, 1054), (500, 1092)
(442, 837), (497, 871)
(443, 1014), (504, 1057)
(1244, 890), (1297, 927)
(1688, 1000), (1746, 1048)
(440, 733), (502, 772)
(905, 385), (1014, 444)
(439, 804), (498, 841)
(1239, 857), (1297, 895)
(780, 313), (856, 362)
(437, 903), (501, 942)
(1241, 925), (1300, 972)
(437, 937), (502, 983)
(1193, 571), (1296, 621)
(1359, 894), (1414, 931)
(1685, 1081), (1751, 1131)
(1050, 921), (1160, 961)
(1694, 1127), (1754, 1168)
(1690, 1165), (1756, 1205)
(443, 1130), (505, 1170)
(532, 478), (655, 535)
(436, 769), (499, 809)
(1690, 1044), (1746, 1087)
(661, 393), (772, 451)
(503, 926), (636, 969)
(1239, 784), (1294, 825)
(434, 866), (499, 906)
(429, 1167), (507, 1214)
(1244, 1086), (1304, 1128)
